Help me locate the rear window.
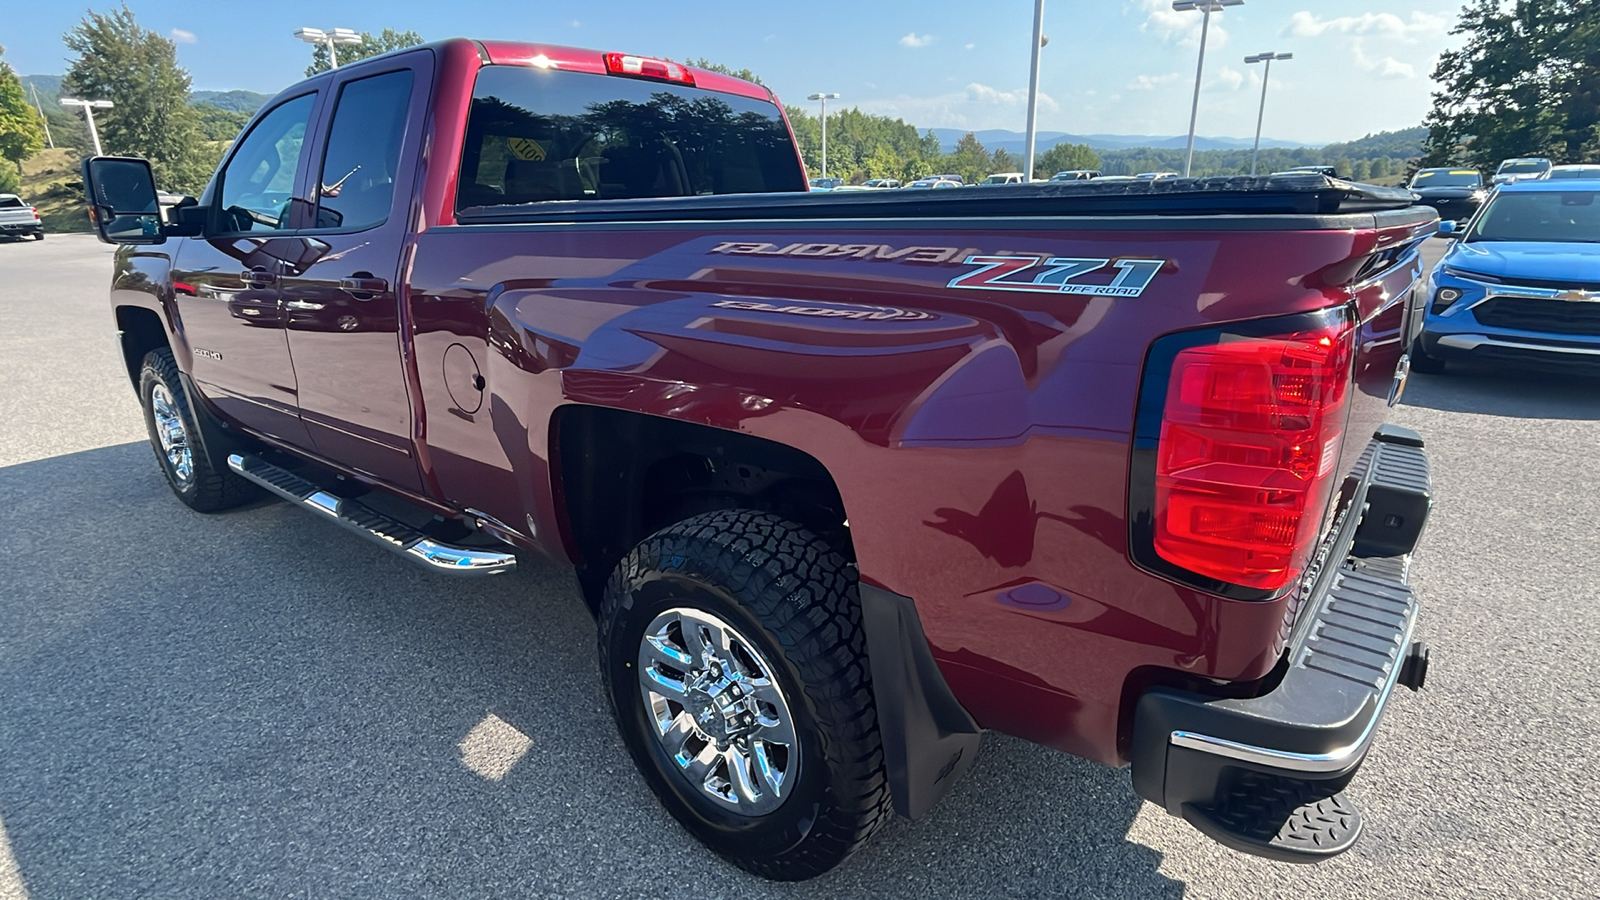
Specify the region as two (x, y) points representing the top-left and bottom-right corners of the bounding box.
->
(0, 197), (23, 208)
(457, 66), (805, 212)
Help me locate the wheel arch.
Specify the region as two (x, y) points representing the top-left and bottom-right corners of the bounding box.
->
(115, 305), (171, 391)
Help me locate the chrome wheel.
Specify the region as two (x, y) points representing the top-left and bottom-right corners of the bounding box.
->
(638, 607), (799, 816)
(150, 383), (194, 488)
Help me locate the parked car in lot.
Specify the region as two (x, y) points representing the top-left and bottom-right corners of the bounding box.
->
(1048, 169), (1100, 181)
(1547, 164), (1600, 181)
(0, 193), (44, 240)
(1415, 180), (1600, 373)
(1133, 171), (1179, 181)
(977, 172), (1024, 185)
(82, 37), (1435, 881)
(861, 178), (901, 189)
(903, 177), (959, 189)
(1408, 167), (1488, 222)
(808, 176), (844, 191)
(1491, 157), (1552, 185)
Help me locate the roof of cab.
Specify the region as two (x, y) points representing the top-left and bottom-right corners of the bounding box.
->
(472, 39), (773, 103)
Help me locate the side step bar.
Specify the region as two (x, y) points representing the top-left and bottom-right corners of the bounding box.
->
(227, 454), (517, 577)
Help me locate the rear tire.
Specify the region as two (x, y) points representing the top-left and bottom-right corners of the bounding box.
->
(598, 509), (890, 880)
(138, 348), (258, 512)
(32, 231), (44, 241)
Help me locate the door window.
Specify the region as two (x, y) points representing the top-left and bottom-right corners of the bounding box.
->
(314, 70), (415, 231)
(217, 93), (316, 233)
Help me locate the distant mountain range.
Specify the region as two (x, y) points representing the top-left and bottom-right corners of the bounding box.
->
(23, 73), (1398, 154)
(22, 75), (272, 114)
(928, 128), (1314, 154)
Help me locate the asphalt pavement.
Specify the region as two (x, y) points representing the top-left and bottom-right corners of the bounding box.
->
(1, 234), (1597, 899)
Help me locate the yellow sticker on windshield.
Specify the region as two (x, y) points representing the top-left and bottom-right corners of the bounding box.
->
(1450, 169), (1478, 175)
(507, 137), (548, 161)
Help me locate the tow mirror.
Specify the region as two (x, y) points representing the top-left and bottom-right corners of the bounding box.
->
(81, 156), (164, 245)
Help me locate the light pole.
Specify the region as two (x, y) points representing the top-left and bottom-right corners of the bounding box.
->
(1244, 52), (1292, 176)
(293, 27), (363, 69)
(1173, 0), (1242, 178)
(60, 98), (113, 156)
(30, 82), (54, 149)
(1023, 0), (1046, 182)
(806, 92), (840, 180)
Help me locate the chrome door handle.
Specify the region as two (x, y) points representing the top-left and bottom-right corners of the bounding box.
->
(340, 276), (388, 296)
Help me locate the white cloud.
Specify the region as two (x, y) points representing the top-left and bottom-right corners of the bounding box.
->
(1139, 0), (1229, 49)
(900, 32), (934, 49)
(1353, 44), (1416, 79)
(1128, 72), (1184, 91)
(169, 28), (196, 44)
(964, 43), (976, 51)
(1209, 66), (1246, 91)
(1283, 11), (1447, 42)
(570, 19), (580, 28)
(853, 82), (1058, 130)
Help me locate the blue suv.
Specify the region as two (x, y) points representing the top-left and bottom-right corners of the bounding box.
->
(1415, 179), (1600, 373)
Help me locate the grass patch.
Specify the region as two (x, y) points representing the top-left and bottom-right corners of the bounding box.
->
(19, 148), (93, 234)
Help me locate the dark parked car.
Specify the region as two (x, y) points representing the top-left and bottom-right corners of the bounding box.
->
(1408, 167), (1487, 222)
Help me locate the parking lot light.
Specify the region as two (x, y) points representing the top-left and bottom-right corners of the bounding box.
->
(59, 98), (113, 156)
(1024, 0), (1046, 183)
(1173, 0), (1243, 178)
(806, 92), (841, 180)
(294, 26), (363, 69)
(1245, 52), (1292, 176)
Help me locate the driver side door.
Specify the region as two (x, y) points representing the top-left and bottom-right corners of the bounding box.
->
(170, 90), (320, 448)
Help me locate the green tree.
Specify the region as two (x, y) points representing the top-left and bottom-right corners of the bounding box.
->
(684, 58), (763, 85)
(305, 28), (424, 76)
(0, 48), (46, 175)
(990, 147), (1016, 174)
(1422, 1), (1600, 167)
(62, 5), (209, 192)
(1032, 141), (1101, 179)
(193, 103), (251, 142)
(946, 131), (991, 183)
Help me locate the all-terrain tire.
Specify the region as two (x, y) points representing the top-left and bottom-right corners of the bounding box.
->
(598, 509), (891, 881)
(139, 347), (258, 512)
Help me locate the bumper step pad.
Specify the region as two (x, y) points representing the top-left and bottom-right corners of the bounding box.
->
(1183, 771), (1362, 863)
(227, 454), (517, 577)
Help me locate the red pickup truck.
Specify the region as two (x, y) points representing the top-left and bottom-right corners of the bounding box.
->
(83, 38), (1434, 880)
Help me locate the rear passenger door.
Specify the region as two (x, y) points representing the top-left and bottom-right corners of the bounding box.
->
(277, 55), (430, 493)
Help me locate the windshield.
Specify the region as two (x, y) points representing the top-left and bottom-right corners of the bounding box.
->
(1411, 170), (1481, 188)
(1467, 190), (1600, 243)
(1549, 167), (1600, 181)
(1497, 161), (1550, 175)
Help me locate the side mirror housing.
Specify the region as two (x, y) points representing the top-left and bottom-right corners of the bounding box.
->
(1437, 219), (1461, 238)
(81, 156), (165, 245)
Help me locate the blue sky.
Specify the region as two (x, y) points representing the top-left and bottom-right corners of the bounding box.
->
(4, 0), (1465, 144)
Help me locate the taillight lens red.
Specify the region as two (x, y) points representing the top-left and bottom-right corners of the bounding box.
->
(603, 53), (695, 86)
(1152, 319), (1355, 591)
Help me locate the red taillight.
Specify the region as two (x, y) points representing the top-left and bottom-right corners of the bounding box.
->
(1152, 319), (1355, 591)
(603, 53), (695, 86)
(29, 207), (39, 220)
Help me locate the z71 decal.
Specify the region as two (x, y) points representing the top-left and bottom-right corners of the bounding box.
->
(947, 255), (1168, 298)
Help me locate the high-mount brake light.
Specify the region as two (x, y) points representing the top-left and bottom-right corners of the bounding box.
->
(1149, 316), (1355, 592)
(603, 53), (695, 86)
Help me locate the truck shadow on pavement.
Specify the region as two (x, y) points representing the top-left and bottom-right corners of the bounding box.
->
(0, 442), (1183, 900)
(1402, 362), (1600, 420)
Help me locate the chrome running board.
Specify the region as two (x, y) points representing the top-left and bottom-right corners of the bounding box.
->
(227, 453), (517, 577)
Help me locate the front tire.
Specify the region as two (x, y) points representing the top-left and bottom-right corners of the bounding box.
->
(598, 510), (890, 881)
(139, 348), (257, 512)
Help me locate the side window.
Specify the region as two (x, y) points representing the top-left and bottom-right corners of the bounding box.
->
(315, 70), (414, 231)
(217, 93), (316, 233)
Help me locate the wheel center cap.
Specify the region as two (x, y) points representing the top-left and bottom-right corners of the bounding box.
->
(684, 688), (728, 740)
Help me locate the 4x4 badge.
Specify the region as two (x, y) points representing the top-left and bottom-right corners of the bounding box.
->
(948, 255), (1167, 297)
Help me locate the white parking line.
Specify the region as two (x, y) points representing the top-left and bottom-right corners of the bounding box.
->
(0, 809), (28, 900)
